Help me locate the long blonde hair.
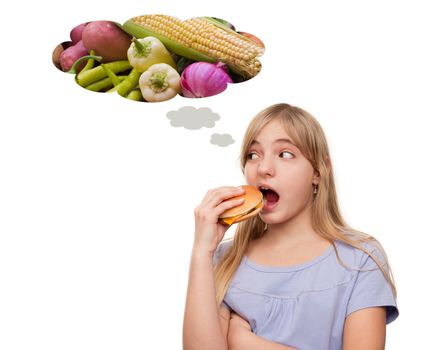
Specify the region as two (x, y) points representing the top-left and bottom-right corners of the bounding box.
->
(214, 103), (396, 306)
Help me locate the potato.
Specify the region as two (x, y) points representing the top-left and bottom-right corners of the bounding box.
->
(70, 22), (89, 44)
(59, 40), (89, 72)
(82, 21), (132, 62)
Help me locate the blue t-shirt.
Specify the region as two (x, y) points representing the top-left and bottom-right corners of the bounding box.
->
(214, 239), (398, 350)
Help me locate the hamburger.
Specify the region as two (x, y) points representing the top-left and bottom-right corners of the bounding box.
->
(218, 185), (263, 225)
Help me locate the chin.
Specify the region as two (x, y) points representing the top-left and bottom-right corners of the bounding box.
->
(259, 212), (286, 225)
(260, 207), (308, 226)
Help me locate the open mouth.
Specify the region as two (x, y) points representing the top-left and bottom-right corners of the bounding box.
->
(259, 186), (280, 210)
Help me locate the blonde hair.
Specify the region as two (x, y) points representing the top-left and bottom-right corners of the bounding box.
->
(214, 103), (396, 306)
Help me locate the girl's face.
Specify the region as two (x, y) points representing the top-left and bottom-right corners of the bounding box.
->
(244, 119), (319, 225)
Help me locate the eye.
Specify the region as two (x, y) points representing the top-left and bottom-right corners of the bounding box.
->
(279, 151), (294, 159)
(247, 152), (259, 160)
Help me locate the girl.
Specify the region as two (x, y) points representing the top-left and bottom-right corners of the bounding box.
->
(183, 103), (398, 350)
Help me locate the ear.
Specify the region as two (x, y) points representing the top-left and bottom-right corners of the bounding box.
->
(312, 169), (320, 185)
(313, 157), (331, 185)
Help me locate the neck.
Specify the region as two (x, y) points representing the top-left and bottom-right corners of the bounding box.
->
(265, 205), (320, 246)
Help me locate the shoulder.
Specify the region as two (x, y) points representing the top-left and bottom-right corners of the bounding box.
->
(336, 235), (398, 324)
(334, 234), (390, 269)
(213, 239), (234, 266)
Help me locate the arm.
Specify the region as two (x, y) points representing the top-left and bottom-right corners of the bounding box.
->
(342, 307), (386, 350)
(228, 313), (298, 350)
(183, 186), (246, 350)
(219, 305), (231, 343)
(183, 249), (228, 350)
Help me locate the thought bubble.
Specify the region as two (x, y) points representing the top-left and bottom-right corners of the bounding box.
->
(210, 134), (235, 147)
(52, 15), (265, 103)
(167, 107), (220, 130)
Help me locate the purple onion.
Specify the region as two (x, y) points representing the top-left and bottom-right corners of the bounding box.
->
(180, 62), (233, 98)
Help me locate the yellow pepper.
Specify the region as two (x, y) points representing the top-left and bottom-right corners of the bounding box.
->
(127, 36), (176, 73)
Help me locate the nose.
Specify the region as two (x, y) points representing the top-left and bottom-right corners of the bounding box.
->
(257, 154), (275, 177)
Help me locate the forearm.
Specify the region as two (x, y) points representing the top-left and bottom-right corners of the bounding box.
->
(231, 330), (298, 350)
(183, 248), (227, 350)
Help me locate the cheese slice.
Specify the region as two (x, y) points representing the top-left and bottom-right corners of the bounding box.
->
(220, 201), (262, 225)
(220, 216), (237, 226)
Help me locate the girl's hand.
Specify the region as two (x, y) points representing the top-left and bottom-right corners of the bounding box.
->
(228, 312), (299, 350)
(229, 312), (252, 330)
(193, 186), (245, 254)
(228, 312), (252, 349)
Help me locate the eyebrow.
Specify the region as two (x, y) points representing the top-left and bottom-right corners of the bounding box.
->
(251, 138), (297, 146)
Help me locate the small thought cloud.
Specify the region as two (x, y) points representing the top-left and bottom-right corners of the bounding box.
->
(210, 133), (235, 147)
(166, 106), (220, 130)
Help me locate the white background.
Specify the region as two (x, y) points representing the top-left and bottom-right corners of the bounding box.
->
(1, 0), (444, 349)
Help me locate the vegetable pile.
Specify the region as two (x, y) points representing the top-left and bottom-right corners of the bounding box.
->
(52, 15), (265, 102)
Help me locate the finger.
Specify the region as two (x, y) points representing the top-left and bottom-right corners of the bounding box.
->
(195, 198), (244, 224)
(205, 186), (245, 208)
(195, 187), (246, 224)
(229, 314), (250, 329)
(215, 197), (245, 217)
(199, 186), (244, 210)
(230, 312), (242, 320)
(197, 197), (244, 225)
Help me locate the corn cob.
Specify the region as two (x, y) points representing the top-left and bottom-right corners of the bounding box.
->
(121, 15), (264, 79)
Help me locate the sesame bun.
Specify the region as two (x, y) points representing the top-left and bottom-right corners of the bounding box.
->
(218, 185), (263, 225)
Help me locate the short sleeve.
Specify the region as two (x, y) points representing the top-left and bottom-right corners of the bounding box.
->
(212, 239), (233, 267)
(346, 249), (399, 324)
